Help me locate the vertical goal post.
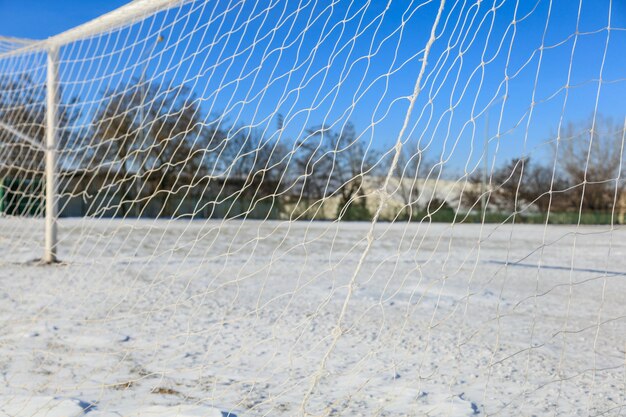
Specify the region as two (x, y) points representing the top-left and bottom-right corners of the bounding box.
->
(44, 46), (59, 264)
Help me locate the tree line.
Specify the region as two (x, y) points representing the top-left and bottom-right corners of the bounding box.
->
(1, 74), (623, 222)
(463, 116), (626, 222)
(0, 75), (388, 219)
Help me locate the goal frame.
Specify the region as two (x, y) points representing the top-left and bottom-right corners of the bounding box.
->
(0, 0), (186, 263)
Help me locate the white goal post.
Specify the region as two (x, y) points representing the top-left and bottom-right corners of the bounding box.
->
(3, 0), (188, 263)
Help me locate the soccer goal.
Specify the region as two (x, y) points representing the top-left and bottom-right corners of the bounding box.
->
(0, 0), (624, 416)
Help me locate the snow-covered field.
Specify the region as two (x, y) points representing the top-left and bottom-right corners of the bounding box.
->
(0, 218), (624, 416)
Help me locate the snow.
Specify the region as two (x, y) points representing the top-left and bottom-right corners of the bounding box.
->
(0, 398), (224, 417)
(0, 218), (625, 416)
(0, 396), (89, 417)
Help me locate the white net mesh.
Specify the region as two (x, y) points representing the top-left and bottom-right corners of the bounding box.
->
(1, 0), (625, 416)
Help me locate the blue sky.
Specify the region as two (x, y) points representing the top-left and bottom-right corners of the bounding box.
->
(0, 0), (128, 40)
(1, 0), (624, 176)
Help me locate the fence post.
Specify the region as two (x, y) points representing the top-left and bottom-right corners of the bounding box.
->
(44, 46), (59, 263)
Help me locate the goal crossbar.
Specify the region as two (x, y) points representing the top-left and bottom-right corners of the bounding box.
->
(0, 0), (187, 58)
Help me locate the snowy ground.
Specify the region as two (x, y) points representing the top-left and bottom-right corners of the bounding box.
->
(0, 218), (625, 416)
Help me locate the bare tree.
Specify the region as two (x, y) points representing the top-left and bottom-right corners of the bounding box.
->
(294, 122), (379, 220)
(0, 73), (80, 173)
(93, 80), (208, 216)
(473, 157), (570, 214)
(217, 127), (291, 217)
(556, 116), (625, 212)
(0, 74), (80, 215)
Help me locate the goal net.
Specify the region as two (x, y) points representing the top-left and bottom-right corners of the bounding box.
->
(0, 0), (624, 416)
